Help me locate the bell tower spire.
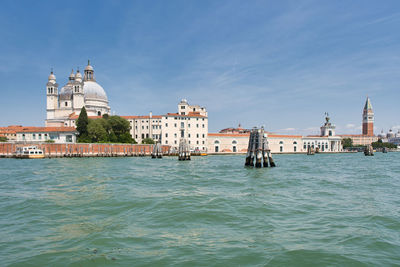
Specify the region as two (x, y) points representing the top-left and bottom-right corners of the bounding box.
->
(83, 59), (95, 81)
(362, 96), (374, 136)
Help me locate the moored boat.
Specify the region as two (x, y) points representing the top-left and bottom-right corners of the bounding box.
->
(15, 146), (45, 159)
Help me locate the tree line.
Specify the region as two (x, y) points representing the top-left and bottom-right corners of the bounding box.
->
(76, 107), (137, 143)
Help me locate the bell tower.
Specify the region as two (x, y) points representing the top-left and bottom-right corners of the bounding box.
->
(362, 96), (374, 136)
(46, 70), (58, 120)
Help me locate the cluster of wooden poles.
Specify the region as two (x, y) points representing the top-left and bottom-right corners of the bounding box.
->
(245, 127), (275, 168)
(151, 143), (163, 158)
(178, 138), (191, 161)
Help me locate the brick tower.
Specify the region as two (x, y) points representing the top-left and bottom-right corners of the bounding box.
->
(362, 97), (374, 136)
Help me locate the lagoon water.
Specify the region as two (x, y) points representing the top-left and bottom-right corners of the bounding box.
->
(0, 153), (399, 266)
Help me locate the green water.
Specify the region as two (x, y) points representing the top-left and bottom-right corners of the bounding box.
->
(0, 153), (399, 266)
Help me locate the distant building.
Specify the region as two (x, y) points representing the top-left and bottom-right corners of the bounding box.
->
(15, 127), (78, 143)
(46, 61), (111, 127)
(339, 97), (378, 146)
(208, 114), (342, 153)
(362, 96), (374, 136)
(122, 99), (208, 150)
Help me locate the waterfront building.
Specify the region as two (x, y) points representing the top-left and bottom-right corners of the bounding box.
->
(46, 61), (110, 127)
(122, 99), (208, 150)
(207, 115), (342, 154)
(15, 127), (78, 143)
(0, 125), (24, 141)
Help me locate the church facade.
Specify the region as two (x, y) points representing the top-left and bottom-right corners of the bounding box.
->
(45, 61), (110, 127)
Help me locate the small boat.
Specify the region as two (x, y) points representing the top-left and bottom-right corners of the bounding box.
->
(200, 153), (208, 156)
(15, 146), (45, 159)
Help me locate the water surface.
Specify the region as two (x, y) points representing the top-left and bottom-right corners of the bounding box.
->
(0, 153), (399, 266)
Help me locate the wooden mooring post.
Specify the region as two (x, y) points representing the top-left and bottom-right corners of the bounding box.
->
(178, 138), (191, 161)
(151, 143), (163, 158)
(245, 127), (275, 168)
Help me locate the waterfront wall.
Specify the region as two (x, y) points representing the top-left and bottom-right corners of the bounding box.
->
(0, 143), (171, 157)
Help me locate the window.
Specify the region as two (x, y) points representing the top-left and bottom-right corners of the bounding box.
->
(65, 102), (68, 107)
(174, 140), (177, 144)
(202, 124), (205, 128)
(196, 124), (199, 128)
(329, 130), (332, 136)
(294, 146), (297, 152)
(202, 134), (205, 138)
(33, 134), (36, 140)
(146, 134), (149, 138)
(280, 146), (283, 152)
(174, 133), (177, 138)
(188, 124), (191, 128)
(181, 122), (184, 128)
(233, 146), (237, 152)
(279, 141), (284, 144)
(215, 146), (219, 152)
(165, 133), (168, 137)
(22, 134), (25, 140)
(166, 140), (168, 144)
(142, 134), (145, 139)
(293, 141), (297, 144)
(197, 141), (199, 144)
(66, 135), (73, 143)
(98, 111), (101, 116)
(181, 106), (185, 109)
(38, 134), (42, 140)
(181, 112), (185, 115)
(196, 134), (199, 138)
(166, 123), (168, 127)
(214, 140), (220, 144)
(174, 123), (177, 127)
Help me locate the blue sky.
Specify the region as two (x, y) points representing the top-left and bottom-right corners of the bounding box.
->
(0, 0), (399, 134)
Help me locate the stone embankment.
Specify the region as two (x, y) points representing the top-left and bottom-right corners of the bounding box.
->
(0, 143), (171, 158)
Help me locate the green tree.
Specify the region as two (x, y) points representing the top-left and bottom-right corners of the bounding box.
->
(0, 136), (7, 142)
(76, 107), (89, 142)
(87, 119), (108, 143)
(142, 138), (155, 144)
(341, 138), (353, 149)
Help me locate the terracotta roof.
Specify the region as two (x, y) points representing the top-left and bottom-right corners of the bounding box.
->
(339, 134), (376, 137)
(16, 127), (77, 133)
(166, 112), (207, 118)
(269, 134), (302, 138)
(121, 115), (163, 119)
(208, 133), (250, 137)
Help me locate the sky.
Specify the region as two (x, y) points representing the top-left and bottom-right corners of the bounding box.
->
(0, 0), (399, 135)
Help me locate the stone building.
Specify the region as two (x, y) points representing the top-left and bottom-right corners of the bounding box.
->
(207, 114), (342, 154)
(46, 61), (110, 127)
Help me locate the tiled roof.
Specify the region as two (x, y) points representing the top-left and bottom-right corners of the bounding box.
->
(166, 112), (207, 118)
(208, 133), (250, 137)
(16, 127), (77, 133)
(121, 115), (163, 119)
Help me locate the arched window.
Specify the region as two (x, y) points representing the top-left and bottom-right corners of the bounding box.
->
(293, 141), (297, 144)
(98, 111), (101, 116)
(214, 140), (220, 144)
(279, 141), (284, 144)
(232, 140), (237, 144)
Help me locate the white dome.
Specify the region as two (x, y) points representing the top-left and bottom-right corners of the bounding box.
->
(83, 81), (108, 101)
(75, 71), (82, 79)
(48, 72), (56, 81)
(85, 64), (94, 71)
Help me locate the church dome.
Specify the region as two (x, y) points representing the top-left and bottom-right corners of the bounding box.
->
(75, 70), (82, 80)
(48, 71), (56, 82)
(85, 64), (94, 71)
(83, 81), (108, 101)
(59, 85), (73, 100)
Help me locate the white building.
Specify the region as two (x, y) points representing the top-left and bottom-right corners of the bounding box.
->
(208, 115), (342, 154)
(15, 127), (78, 143)
(122, 99), (208, 151)
(46, 61), (110, 127)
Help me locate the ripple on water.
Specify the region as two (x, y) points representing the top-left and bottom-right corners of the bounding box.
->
(1, 154), (400, 266)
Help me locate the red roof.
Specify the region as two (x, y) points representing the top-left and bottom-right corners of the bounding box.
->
(121, 115), (163, 119)
(166, 112), (207, 118)
(16, 127), (77, 133)
(208, 133), (250, 137)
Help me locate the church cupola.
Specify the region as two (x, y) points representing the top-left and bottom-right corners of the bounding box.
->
(320, 112), (336, 137)
(84, 60), (95, 81)
(48, 69), (56, 83)
(69, 69), (75, 81)
(75, 68), (83, 82)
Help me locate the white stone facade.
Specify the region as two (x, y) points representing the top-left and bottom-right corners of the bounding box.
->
(45, 61), (110, 127)
(122, 100), (208, 151)
(15, 127), (78, 143)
